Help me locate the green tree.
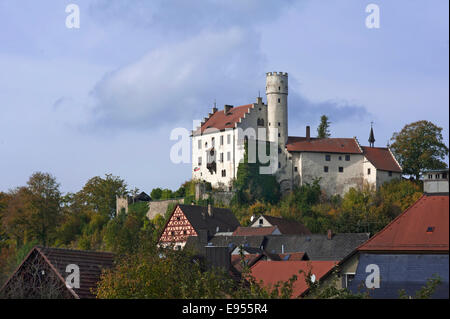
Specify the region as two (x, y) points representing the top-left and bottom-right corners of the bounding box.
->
(150, 188), (163, 200)
(317, 115), (331, 138)
(390, 120), (449, 180)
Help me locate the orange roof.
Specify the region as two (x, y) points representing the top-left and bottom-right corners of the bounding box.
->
(232, 226), (278, 236)
(250, 261), (337, 298)
(362, 146), (402, 172)
(286, 137), (362, 154)
(197, 104), (253, 134)
(358, 194), (449, 252)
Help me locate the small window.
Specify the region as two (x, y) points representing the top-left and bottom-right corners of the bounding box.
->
(435, 174), (440, 179)
(170, 231), (175, 235)
(227, 134), (231, 144)
(278, 133), (281, 137)
(220, 135), (224, 145)
(259, 219), (263, 225)
(443, 173), (448, 179)
(324, 166), (329, 173)
(388, 171), (392, 177)
(211, 137), (215, 147)
(183, 230), (187, 235)
(338, 156), (342, 161)
(278, 98), (280, 103)
(176, 216), (180, 221)
(220, 152), (224, 162)
(227, 152), (231, 161)
(198, 140), (202, 149)
(198, 157), (202, 166)
(278, 147), (281, 154)
(428, 174), (433, 179)
(426, 226), (435, 233)
(325, 155), (331, 161)
(367, 168), (371, 175)
(339, 167), (344, 173)
(278, 122), (280, 126)
(222, 169), (226, 177)
(205, 142), (208, 148)
(278, 162), (281, 168)
(278, 86), (281, 90)
(343, 274), (355, 288)
(294, 167), (298, 172)
(345, 155), (350, 161)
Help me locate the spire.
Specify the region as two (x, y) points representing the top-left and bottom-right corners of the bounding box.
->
(368, 121), (375, 147)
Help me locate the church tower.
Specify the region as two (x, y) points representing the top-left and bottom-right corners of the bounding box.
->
(266, 72), (288, 146)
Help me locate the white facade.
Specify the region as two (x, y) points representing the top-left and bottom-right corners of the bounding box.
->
(191, 72), (402, 196)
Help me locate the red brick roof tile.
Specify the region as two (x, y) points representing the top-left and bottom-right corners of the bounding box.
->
(286, 137), (362, 154)
(197, 104), (253, 134)
(250, 261), (337, 298)
(362, 146), (402, 172)
(358, 194), (449, 252)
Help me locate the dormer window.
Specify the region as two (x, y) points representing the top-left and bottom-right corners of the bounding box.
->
(259, 218), (263, 226)
(426, 226), (435, 233)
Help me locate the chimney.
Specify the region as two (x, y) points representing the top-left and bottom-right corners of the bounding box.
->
(327, 229), (333, 240)
(212, 106), (218, 113)
(281, 244), (285, 254)
(306, 126), (310, 141)
(208, 204), (213, 217)
(224, 105), (233, 114)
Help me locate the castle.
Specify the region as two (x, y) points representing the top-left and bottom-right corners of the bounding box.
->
(191, 72), (402, 196)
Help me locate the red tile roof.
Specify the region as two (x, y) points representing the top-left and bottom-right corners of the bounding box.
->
(362, 146), (402, 172)
(231, 254), (262, 273)
(286, 137), (362, 154)
(250, 261), (338, 298)
(232, 226), (278, 236)
(358, 194), (449, 252)
(197, 104), (253, 134)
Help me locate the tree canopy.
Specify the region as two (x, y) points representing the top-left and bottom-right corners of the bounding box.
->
(390, 120), (449, 180)
(317, 115), (331, 138)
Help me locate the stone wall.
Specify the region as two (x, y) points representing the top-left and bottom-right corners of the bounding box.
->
(146, 198), (184, 220)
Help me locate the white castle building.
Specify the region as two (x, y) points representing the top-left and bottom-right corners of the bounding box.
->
(191, 72), (402, 196)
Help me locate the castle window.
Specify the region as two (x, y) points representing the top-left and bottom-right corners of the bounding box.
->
(435, 174), (440, 179)
(443, 173), (448, 179)
(278, 86), (280, 90)
(278, 122), (280, 126)
(220, 152), (224, 162)
(198, 157), (202, 166)
(325, 155), (331, 161)
(388, 171), (392, 176)
(259, 108), (262, 111)
(345, 155), (351, 161)
(338, 156), (342, 161)
(278, 98), (281, 103)
(324, 166), (329, 173)
(367, 168), (371, 175)
(227, 152), (231, 161)
(278, 148), (281, 154)
(222, 169), (226, 177)
(428, 174), (433, 179)
(278, 162), (281, 168)
(198, 140), (202, 149)
(227, 134), (231, 144)
(339, 167), (344, 173)
(220, 135), (224, 145)
(211, 137), (215, 147)
(257, 118), (265, 126)
(278, 133), (281, 137)
(205, 142), (208, 148)
(294, 167), (298, 172)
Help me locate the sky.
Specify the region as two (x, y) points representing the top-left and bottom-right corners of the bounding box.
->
(0, 0), (448, 194)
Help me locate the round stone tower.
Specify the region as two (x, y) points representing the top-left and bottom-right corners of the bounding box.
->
(266, 72), (288, 146)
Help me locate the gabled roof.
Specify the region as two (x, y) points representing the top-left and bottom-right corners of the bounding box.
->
(256, 215), (312, 235)
(264, 233), (370, 261)
(1, 246), (114, 299)
(232, 226), (279, 236)
(250, 261), (338, 298)
(361, 146), (402, 172)
(358, 194), (449, 252)
(195, 104), (253, 134)
(286, 137), (362, 154)
(176, 204), (240, 236)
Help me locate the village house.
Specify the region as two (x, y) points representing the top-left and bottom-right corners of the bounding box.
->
(192, 72), (402, 196)
(158, 204), (240, 250)
(316, 170), (449, 298)
(0, 246), (114, 299)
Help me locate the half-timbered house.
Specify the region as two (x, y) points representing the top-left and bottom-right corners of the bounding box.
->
(158, 204), (240, 250)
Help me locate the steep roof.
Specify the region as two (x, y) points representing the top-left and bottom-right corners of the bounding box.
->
(257, 215), (312, 235)
(358, 194), (449, 252)
(196, 104), (253, 134)
(1, 246), (114, 299)
(250, 261), (338, 298)
(286, 137), (362, 154)
(232, 226), (279, 236)
(264, 233), (370, 261)
(177, 204), (240, 235)
(361, 146), (402, 172)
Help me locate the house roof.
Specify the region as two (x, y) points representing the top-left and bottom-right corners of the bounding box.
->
(250, 261), (338, 298)
(256, 215), (312, 235)
(195, 104), (253, 134)
(361, 146), (402, 172)
(176, 204), (240, 236)
(232, 226), (279, 236)
(358, 194), (449, 252)
(1, 246), (114, 299)
(263, 233), (370, 261)
(286, 137), (362, 154)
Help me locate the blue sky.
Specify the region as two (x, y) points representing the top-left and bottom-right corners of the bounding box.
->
(0, 0), (448, 194)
